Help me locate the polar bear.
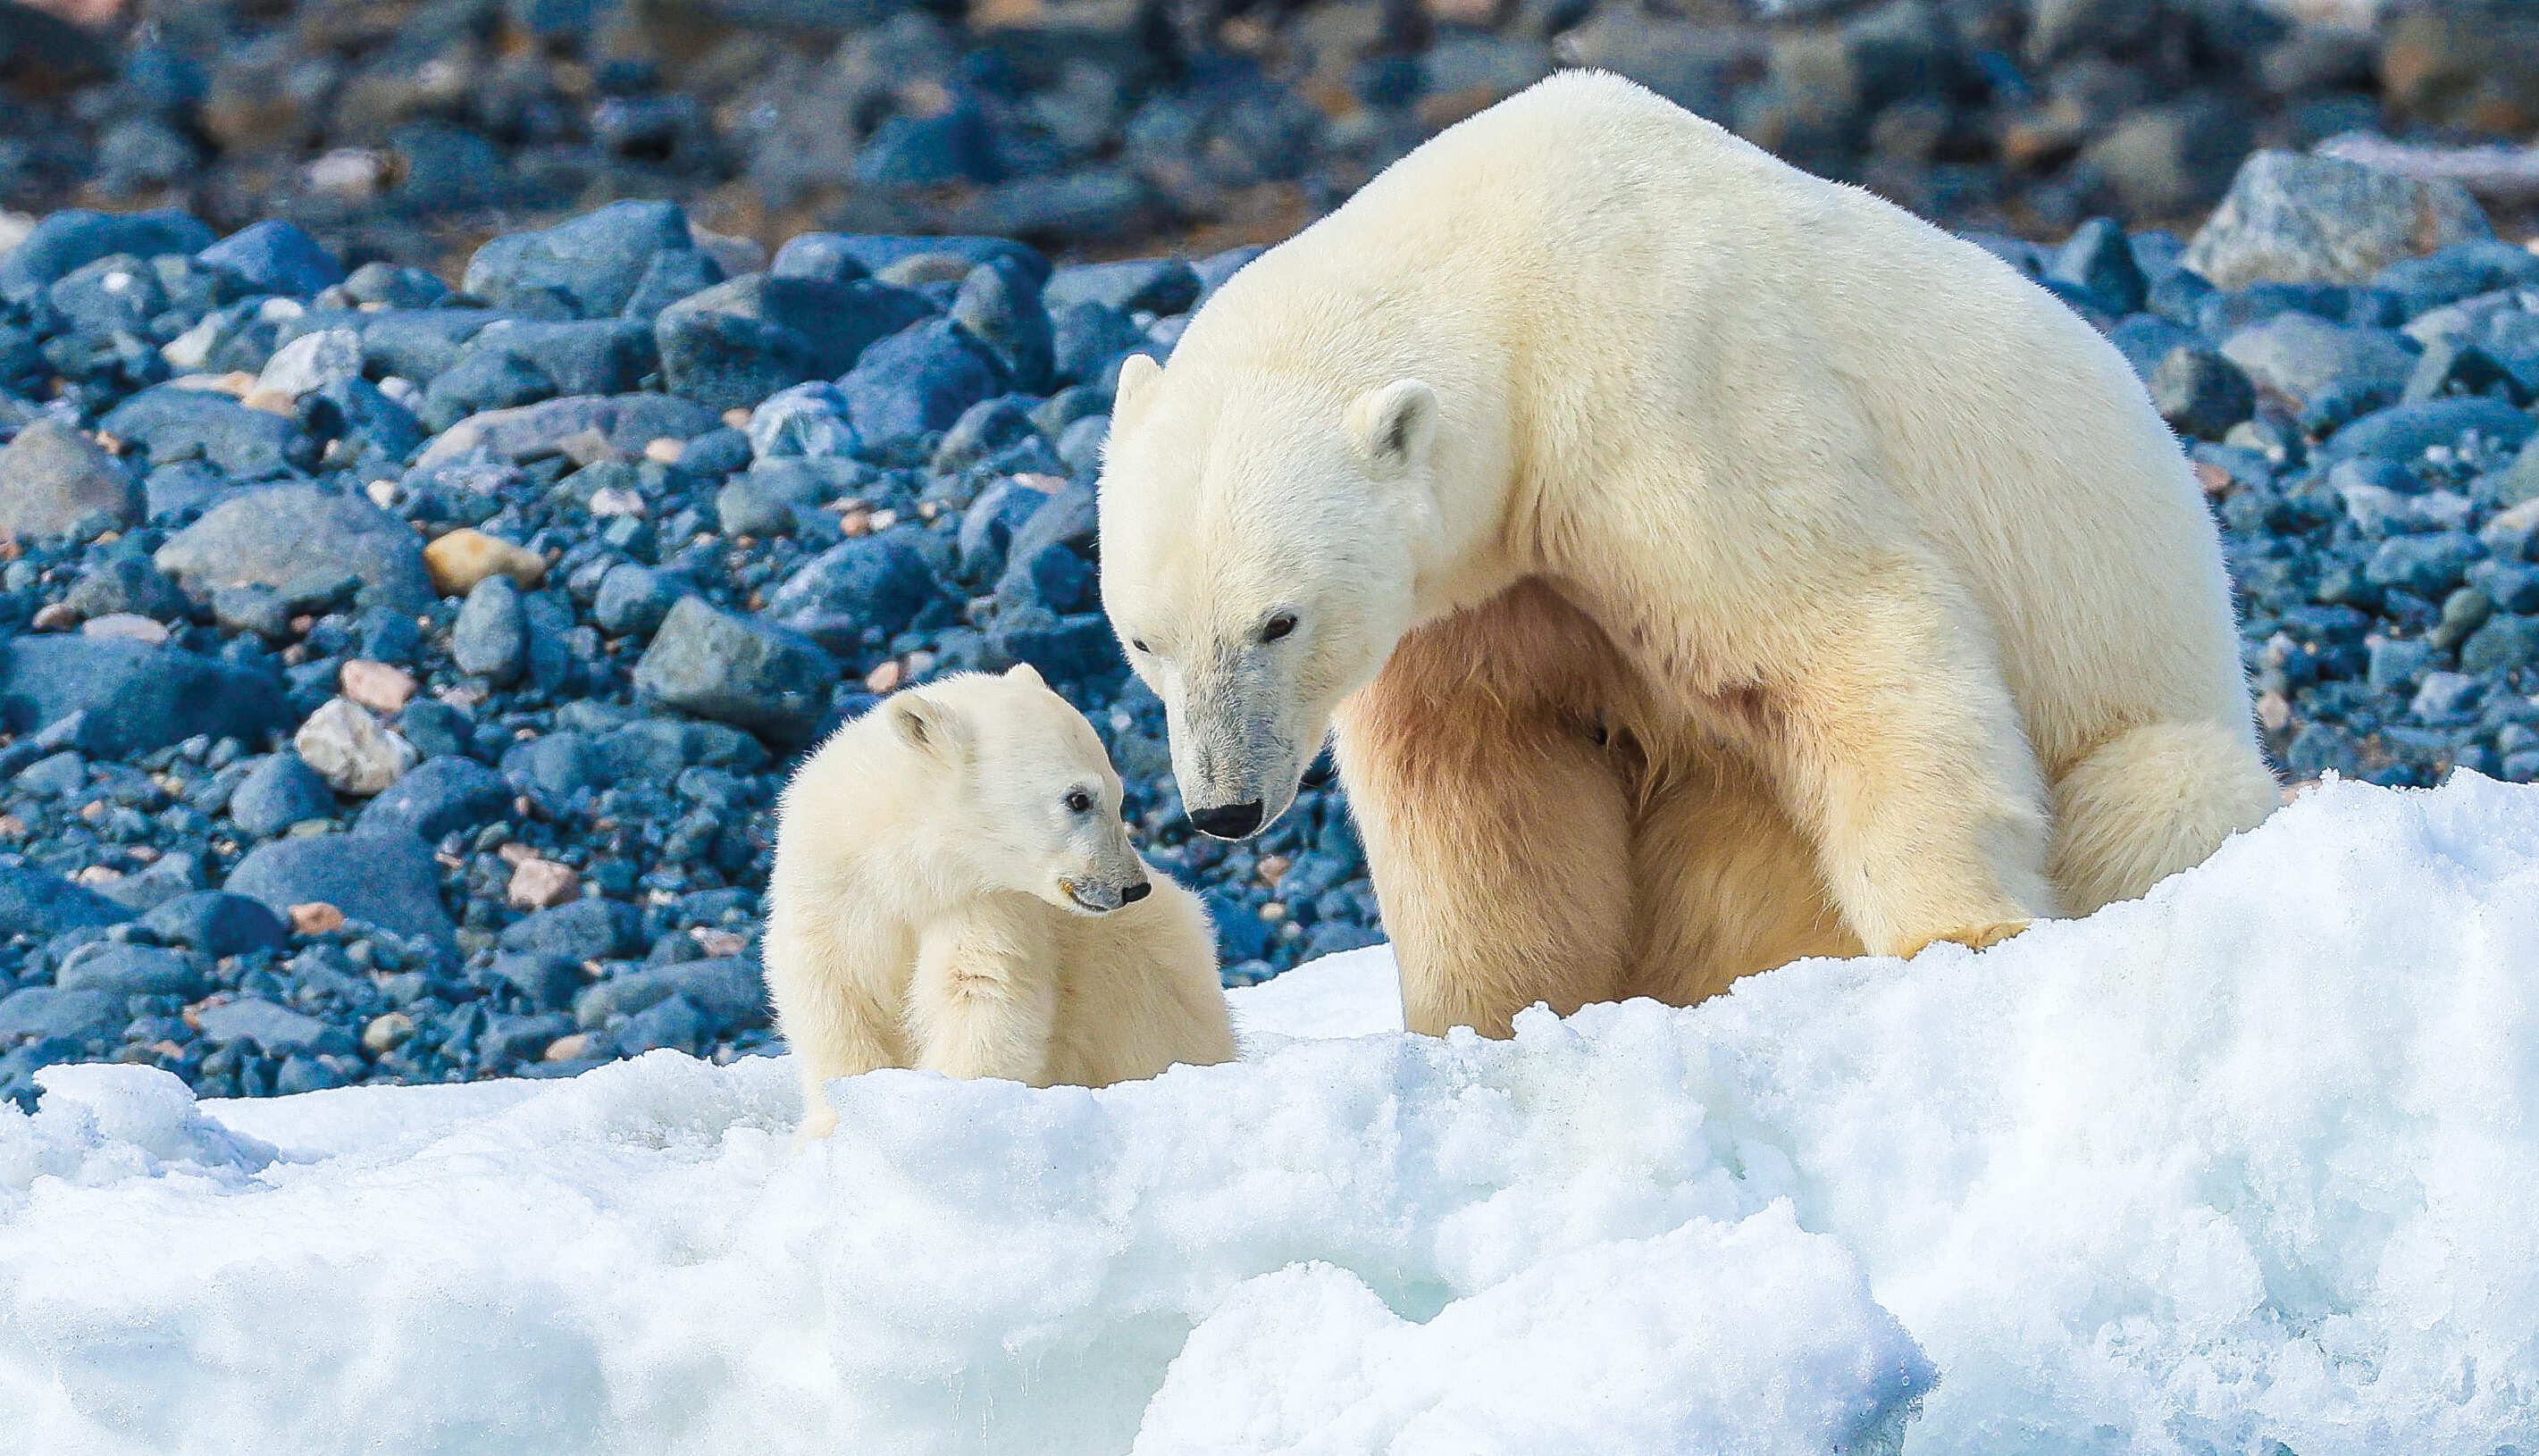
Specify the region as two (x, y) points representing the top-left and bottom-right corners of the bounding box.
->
(1095, 71), (2281, 1039)
(763, 665), (1235, 1136)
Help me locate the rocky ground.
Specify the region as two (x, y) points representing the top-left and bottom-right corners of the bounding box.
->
(3, 21), (2539, 1109)
(4, 0), (2539, 273)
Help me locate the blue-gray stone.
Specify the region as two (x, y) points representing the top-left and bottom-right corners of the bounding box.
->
(772, 233), (1048, 288)
(950, 258), (1053, 395)
(155, 483), (434, 612)
(747, 381), (859, 460)
(656, 273), (934, 413)
(0, 986), (122, 1043)
(987, 607), (1125, 683)
(574, 957), (764, 1033)
(2462, 614), (2539, 674)
(140, 891), (289, 958)
(0, 864), (132, 941)
(502, 898), (641, 963)
(97, 387), (314, 480)
(222, 831), (456, 952)
(491, 953), (582, 1011)
(228, 752), (336, 837)
(2365, 532), (2484, 598)
(764, 531), (942, 651)
(0, 638), (289, 760)
(195, 997), (331, 1051)
(632, 598), (838, 744)
(452, 575), (529, 685)
(2318, 397), (2536, 465)
(0, 208), (215, 304)
(838, 318), (1006, 450)
(356, 756), (511, 841)
(0, 420), (140, 540)
(198, 221), (345, 297)
(592, 564), (696, 639)
(55, 942), (203, 997)
(462, 200), (696, 319)
(2044, 217), (2148, 315)
(1050, 300), (1153, 388)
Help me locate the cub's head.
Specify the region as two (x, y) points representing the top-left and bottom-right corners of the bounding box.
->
(1096, 351), (1444, 841)
(882, 665), (1150, 914)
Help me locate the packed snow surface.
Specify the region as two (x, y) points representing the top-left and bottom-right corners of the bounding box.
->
(5, 774), (2539, 1455)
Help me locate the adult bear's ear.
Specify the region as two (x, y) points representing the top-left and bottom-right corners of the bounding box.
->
(1346, 379), (1437, 473)
(889, 695), (968, 761)
(1112, 352), (1164, 431)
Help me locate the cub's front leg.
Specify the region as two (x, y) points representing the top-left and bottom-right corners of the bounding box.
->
(909, 906), (1062, 1084)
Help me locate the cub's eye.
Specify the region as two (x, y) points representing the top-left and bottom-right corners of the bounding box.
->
(1261, 613), (1297, 643)
(1065, 790), (1094, 814)
(1129, 639), (1149, 654)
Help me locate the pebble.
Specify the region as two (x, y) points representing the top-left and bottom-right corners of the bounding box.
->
(507, 858), (581, 909)
(423, 528), (549, 597)
(340, 660), (419, 715)
(293, 698), (419, 797)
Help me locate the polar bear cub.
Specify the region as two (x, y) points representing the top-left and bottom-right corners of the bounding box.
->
(764, 664), (1235, 1137)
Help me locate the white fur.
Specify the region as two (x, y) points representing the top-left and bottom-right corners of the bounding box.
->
(1099, 71), (2282, 1036)
(762, 666), (1235, 1136)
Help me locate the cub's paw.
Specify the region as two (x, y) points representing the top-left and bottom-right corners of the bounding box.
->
(1897, 920), (2032, 958)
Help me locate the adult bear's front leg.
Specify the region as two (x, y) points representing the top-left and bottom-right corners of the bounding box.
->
(1764, 570), (2060, 957)
(1331, 582), (1636, 1038)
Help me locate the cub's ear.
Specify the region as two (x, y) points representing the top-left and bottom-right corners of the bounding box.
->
(888, 695), (968, 760)
(1003, 663), (1046, 689)
(1111, 352), (1164, 430)
(1345, 379), (1437, 473)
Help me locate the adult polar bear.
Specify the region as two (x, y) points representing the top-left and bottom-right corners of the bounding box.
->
(1096, 71), (2281, 1037)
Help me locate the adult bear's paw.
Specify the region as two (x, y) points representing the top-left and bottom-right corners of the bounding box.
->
(1898, 920), (2032, 958)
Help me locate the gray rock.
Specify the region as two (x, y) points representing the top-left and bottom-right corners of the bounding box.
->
(0, 987), (122, 1043)
(2183, 150), (2493, 290)
(155, 484), (434, 613)
(632, 598), (837, 744)
(2221, 313), (2417, 408)
(228, 752), (336, 836)
(194, 997), (332, 1052)
(413, 394), (720, 470)
(55, 942), (202, 997)
(2462, 613), (2539, 674)
(0, 637), (289, 759)
(356, 756), (511, 841)
(574, 957), (765, 1033)
(2149, 346), (2257, 441)
(501, 897), (641, 963)
(0, 863), (131, 941)
(764, 531), (943, 651)
(2317, 397), (2537, 466)
(491, 953), (582, 1012)
(462, 201), (697, 319)
(452, 576), (529, 685)
(655, 272), (934, 413)
(591, 564), (696, 639)
(63, 554), (190, 622)
(95, 852), (205, 914)
(0, 208), (214, 304)
(0, 420), (140, 541)
(222, 831), (455, 953)
(96, 387), (314, 480)
(139, 891), (289, 958)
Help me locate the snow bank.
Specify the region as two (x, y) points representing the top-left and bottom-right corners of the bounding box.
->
(4, 774), (2537, 1455)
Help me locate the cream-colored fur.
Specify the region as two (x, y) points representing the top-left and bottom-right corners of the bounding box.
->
(1096, 71), (2281, 1039)
(762, 665), (1235, 1136)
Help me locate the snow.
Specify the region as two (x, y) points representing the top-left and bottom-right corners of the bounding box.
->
(4, 773), (2539, 1454)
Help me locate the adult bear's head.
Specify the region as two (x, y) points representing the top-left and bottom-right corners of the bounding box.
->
(1097, 351), (1445, 841)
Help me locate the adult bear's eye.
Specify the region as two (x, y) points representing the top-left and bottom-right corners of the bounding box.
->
(1065, 790), (1094, 813)
(1129, 639), (1149, 654)
(1261, 613), (1297, 642)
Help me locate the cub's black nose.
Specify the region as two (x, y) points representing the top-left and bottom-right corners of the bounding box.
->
(1121, 880), (1152, 904)
(1188, 800), (1265, 840)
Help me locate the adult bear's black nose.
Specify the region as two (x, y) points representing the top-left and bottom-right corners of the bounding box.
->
(1120, 880), (1152, 904)
(1188, 800), (1264, 840)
